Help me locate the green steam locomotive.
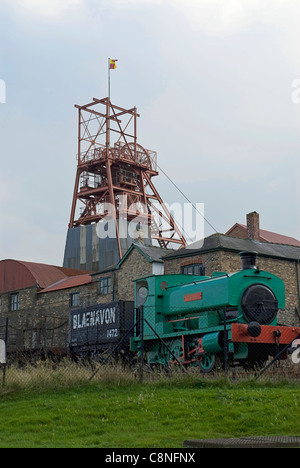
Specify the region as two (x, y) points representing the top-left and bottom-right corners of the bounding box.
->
(131, 252), (300, 372)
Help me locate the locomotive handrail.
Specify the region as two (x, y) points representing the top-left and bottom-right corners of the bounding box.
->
(243, 274), (272, 280)
(167, 316), (199, 323)
(162, 274), (230, 290)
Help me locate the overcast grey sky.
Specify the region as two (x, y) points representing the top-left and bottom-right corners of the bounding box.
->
(0, 0), (299, 265)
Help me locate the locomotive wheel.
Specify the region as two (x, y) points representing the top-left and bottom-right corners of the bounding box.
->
(168, 339), (184, 365)
(199, 354), (216, 373)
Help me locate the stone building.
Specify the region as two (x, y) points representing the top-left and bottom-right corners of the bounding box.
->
(0, 260), (91, 353)
(37, 242), (165, 321)
(0, 243), (166, 353)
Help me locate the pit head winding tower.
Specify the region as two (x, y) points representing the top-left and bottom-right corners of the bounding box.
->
(63, 97), (186, 271)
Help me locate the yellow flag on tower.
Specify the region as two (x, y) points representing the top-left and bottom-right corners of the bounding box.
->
(109, 59), (118, 69)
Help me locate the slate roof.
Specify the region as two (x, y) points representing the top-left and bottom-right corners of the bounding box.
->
(117, 242), (171, 266)
(132, 242), (172, 263)
(162, 233), (300, 262)
(90, 242), (172, 277)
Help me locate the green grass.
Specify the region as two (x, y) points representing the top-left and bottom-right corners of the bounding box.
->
(0, 365), (299, 448)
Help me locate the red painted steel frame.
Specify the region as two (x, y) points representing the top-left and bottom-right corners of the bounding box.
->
(68, 97), (187, 254)
(231, 323), (300, 344)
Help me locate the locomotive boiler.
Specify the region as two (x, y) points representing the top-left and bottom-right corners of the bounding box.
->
(131, 252), (300, 372)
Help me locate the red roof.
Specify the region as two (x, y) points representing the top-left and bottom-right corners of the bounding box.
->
(226, 223), (300, 247)
(0, 259), (89, 293)
(40, 274), (91, 293)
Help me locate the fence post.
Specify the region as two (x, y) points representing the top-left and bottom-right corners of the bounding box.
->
(2, 318), (8, 385)
(223, 309), (228, 374)
(139, 306), (144, 383)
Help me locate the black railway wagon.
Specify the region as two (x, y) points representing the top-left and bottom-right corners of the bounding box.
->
(69, 300), (134, 357)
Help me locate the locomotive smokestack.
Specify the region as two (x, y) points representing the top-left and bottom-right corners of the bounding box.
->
(239, 251), (257, 270)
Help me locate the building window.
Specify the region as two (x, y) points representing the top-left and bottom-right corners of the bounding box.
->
(182, 264), (205, 276)
(99, 277), (111, 295)
(10, 293), (19, 311)
(70, 292), (80, 307)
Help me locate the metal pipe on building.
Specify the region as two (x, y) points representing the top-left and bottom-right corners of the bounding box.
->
(296, 260), (300, 312)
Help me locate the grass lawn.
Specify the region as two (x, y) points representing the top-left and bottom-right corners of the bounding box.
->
(0, 376), (299, 448)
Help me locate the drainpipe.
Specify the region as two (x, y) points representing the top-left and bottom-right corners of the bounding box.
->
(296, 260), (300, 316)
(112, 270), (116, 302)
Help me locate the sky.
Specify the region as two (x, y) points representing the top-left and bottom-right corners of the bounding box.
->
(0, 0), (299, 265)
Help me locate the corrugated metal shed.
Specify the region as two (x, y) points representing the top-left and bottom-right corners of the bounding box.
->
(0, 259), (89, 293)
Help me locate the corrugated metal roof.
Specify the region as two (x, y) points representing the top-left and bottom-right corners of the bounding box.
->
(39, 274), (91, 293)
(0, 259), (90, 293)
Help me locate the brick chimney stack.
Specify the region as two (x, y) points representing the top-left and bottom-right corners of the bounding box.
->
(247, 211), (260, 241)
